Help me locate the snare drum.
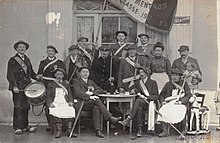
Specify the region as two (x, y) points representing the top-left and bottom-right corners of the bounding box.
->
(25, 82), (46, 106)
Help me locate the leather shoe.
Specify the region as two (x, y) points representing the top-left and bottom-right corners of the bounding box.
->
(109, 116), (122, 124)
(96, 130), (104, 138)
(118, 116), (131, 126)
(136, 127), (142, 137)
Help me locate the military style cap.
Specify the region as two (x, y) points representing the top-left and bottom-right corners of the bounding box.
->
(47, 45), (58, 53)
(138, 33), (149, 38)
(99, 45), (110, 51)
(78, 66), (90, 72)
(178, 45), (189, 52)
(115, 31), (127, 36)
(68, 45), (79, 51)
(171, 68), (183, 75)
(54, 67), (66, 76)
(153, 42), (165, 51)
(14, 40), (29, 50)
(77, 36), (89, 42)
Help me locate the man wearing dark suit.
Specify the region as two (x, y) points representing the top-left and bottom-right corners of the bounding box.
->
(37, 45), (66, 131)
(73, 67), (121, 138)
(119, 67), (159, 137)
(118, 44), (150, 93)
(90, 45), (118, 92)
(172, 45), (202, 85)
(137, 33), (154, 58)
(6, 40), (41, 134)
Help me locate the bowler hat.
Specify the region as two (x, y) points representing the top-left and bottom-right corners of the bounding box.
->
(178, 45), (189, 52)
(14, 40), (29, 50)
(77, 36), (88, 42)
(47, 45), (58, 53)
(138, 33), (149, 38)
(68, 45), (79, 51)
(171, 68), (183, 75)
(153, 42), (165, 51)
(115, 31), (127, 36)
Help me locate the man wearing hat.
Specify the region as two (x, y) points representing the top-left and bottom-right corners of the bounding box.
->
(157, 68), (192, 138)
(137, 33), (154, 58)
(6, 40), (41, 134)
(149, 42), (171, 91)
(46, 68), (75, 138)
(37, 45), (66, 131)
(77, 36), (98, 66)
(90, 45), (118, 91)
(119, 67), (159, 137)
(118, 44), (150, 93)
(110, 31), (130, 59)
(73, 66), (121, 138)
(172, 45), (201, 82)
(63, 45), (88, 84)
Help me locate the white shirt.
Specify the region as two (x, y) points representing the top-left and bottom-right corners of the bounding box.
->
(141, 43), (148, 47)
(48, 57), (55, 61)
(17, 53), (25, 60)
(81, 77), (88, 83)
(181, 56), (189, 64)
(142, 76), (148, 84)
(70, 55), (78, 63)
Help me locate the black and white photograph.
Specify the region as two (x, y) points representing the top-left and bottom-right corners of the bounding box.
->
(0, 0), (219, 142)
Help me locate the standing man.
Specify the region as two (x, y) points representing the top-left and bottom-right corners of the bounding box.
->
(77, 36), (98, 66)
(110, 31), (129, 59)
(118, 44), (150, 93)
(137, 33), (154, 58)
(73, 66), (121, 138)
(172, 45), (202, 85)
(63, 45), (88, 84)
(37, 45), (66, 131)
(90, 45), (118, 92)
(6, 40), (41, 134)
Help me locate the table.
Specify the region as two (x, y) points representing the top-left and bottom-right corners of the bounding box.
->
(98, 94), (136, 134)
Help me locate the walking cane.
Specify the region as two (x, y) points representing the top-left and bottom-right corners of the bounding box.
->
(69, 100), (85, 138)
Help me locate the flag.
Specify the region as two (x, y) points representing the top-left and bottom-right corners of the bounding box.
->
(108, 0), (178, 32)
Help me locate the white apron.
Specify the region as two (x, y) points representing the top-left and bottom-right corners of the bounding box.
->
(151, 72), (169, 92)
(49, 88), (75, 118)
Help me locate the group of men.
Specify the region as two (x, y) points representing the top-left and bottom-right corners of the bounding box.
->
(6, 30), (202, 139)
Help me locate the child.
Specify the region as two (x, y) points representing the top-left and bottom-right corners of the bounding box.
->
(183, 62), (202, 93)
(46, 68), (75, 138)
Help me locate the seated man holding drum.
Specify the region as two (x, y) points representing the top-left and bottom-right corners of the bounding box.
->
(46, 68), (75, 138)
(119, 67), (159, 137)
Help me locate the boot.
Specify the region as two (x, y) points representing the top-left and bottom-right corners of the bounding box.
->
(136, 127), (143, 137)
(119, 115), (132, 126)
(55, 123), (62, 138)
(159, 123), (168, 138)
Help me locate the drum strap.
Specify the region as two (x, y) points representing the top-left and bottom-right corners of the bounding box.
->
(54, 81), (68, 95)
(43, 58), (58, 72)
(114, 43), (126, 56)
(14, 56), (27, 74)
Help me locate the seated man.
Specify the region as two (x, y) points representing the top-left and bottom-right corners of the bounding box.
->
(73, 66), (121, 138)
(46, 68), (75, 138)
(157, 68), (192, 138)
(119, 67), (159, 137)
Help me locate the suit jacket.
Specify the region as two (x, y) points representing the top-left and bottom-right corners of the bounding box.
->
(110, 43), (130, 58)
(90, 55), (118, 90)
(46, 81), (73, 107)
(132, 78), (159, 101)
(6, 53), (37, 91)
(137, 45), (154, 58)
(172, 56), (201, 74)
(117, 56), (150, 90)
(159, 81), (192, 105)
(73, 78), (105, 101)
(38, 58), (66, 87)
(63, 55), (88, 81)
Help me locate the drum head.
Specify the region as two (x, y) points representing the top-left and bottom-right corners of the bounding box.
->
(25, 82), (46, 98)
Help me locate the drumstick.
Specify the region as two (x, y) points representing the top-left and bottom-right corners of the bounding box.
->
(19, 89), (36, 92)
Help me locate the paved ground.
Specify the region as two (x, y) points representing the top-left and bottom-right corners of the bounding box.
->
(0, 123), (219, 143)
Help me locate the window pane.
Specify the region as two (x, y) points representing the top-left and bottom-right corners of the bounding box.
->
(77, 16), (94, 42)
(120, 17), (137, 43)
(102, 17), (119, 43)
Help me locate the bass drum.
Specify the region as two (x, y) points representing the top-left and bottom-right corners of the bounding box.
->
(25, 82), (46, 106)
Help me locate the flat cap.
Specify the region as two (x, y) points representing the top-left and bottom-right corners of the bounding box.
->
(115, 31), (127, 36)
(47, 45), (58, 53)
(178, 45), (189, 52)
(14, 40), (29, 50)
(77, 36), (88, 42)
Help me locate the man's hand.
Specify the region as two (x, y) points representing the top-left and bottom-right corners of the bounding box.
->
(130, 89), (136, 95)
(162, 101), (167, 105)
(50, 103), (55, 108)
(189, 96), (195, 103)
(191, 78), (199, 85)
(134, 63), (141, 68)
(86, 91), (93, 96)
(119, 88), (125, 93)
(13, 86), (19, 93)
(89, 95), (99, 100)
(36, 74), (43, 80)
(68, 102), (73, 107)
